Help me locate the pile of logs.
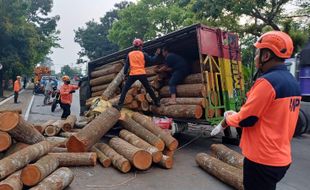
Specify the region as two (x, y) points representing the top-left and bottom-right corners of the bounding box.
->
(196, 144), (244, 190)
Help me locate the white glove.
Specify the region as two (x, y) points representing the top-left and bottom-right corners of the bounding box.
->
(224, 110), (237, 118)
(211, 123), (224, 136)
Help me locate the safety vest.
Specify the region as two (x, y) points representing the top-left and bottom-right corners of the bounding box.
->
(14, 80), (20, 92)
(60, 84), (79, 104)
(128, 51), (146, 75)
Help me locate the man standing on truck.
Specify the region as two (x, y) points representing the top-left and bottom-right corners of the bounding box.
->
(13, 76), (21, 103)
(157, 46), (191, 105)
(211, 31), (301, 190)
(60, 75), (80, 119)
(116, 38), (160, 110)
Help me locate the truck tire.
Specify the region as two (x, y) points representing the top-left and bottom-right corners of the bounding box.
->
(294, 109), (308, 137)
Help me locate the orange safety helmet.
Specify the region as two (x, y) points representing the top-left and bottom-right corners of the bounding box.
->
(254, 31), (294, 59)
(62, 75), (70, 82)
(132, 38), (143, 47)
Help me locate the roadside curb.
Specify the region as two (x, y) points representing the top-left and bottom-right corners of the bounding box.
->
(0, 89), (25, 106)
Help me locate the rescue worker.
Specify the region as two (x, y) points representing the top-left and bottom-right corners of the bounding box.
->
(157, 46), (191, 105)
(60, 75), (80, 119)
(116, 38), (160, 110)
(43, 77), (54, 105)
(13, 76), (21, 103)
(211, 31), (301, 190)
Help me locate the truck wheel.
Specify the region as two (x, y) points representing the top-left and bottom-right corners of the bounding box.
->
(294, 109), (308, 137)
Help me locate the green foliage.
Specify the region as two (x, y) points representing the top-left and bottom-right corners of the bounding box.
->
(61, 65), (82, 78)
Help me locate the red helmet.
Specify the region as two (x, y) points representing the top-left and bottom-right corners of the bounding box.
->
(254, 31), (294, 59)
(132, 38), (143, 47)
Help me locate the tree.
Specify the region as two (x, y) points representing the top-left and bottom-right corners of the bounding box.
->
(61, 65), (82, 79)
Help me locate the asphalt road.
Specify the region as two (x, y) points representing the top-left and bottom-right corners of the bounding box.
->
(26, 91), (310, 190)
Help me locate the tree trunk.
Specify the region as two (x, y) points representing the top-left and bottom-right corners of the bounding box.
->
(150, 105), (203, 119)
(102, 67), (125, 100)
(124, 100), (139, 109)
(145, 65), (160, 76)
(50, 147), (67, 153)
(21, 155), (59, 186)
(58, 132), (77, 138)
(91, 90), (104, 97)
(132, 112), (178, 151)
(0, 141), (52, 180)
(44, 120), (65, 137)
(158, 155), (173, 169)
(163, 149), (175, 157)
(196, 153), (243, 190)
(119, 115), (165, 151)
(4, 143), (29, 157)
(140, 101), (149, 112)
(109, 137), (152, 170)
(160, 97), (205, 107)
(29, 167), (74, 190)
(210, 144), (244, 169)
(120, 108), (135, 118)
(159, 84), (205, 97)
(63, 115), (77, 132)
(94, 60), (124, 71)
(96, 143), (131, 173)
(45, 137), (67, 148)
(66, 107), (120, 152)
(0, 109), (22, 114)
(0, 171), (22, 190)
(135, 94), (146, 102)
(0, 131), (12, 152)
(91, 146), (111, 168)
(183, 73), (202, 84)
(91, 83), (109, 92)
(0, 112), (44, 144)
(34, 120), (55, 134)
(119, 130), (162, 163)
(109, 94), (133, 106)
(91, 62), (123, 78)
(49, 152), (97, 167)
(90, 73), (116, 86)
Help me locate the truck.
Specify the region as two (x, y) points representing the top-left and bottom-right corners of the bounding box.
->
(81, 24), (245, 144)
(33, 66), (52, 94)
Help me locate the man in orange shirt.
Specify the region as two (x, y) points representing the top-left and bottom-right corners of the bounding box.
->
(13, 76), (21, 103)
(211, 31), (301, 190)
(60, 75), (80, 119)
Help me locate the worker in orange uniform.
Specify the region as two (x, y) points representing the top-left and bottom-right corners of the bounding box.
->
(60, 75), (80, 119)
(211, 31), (301, 190)
(13, 76), (21, 103)
(116, 38), (160, 110)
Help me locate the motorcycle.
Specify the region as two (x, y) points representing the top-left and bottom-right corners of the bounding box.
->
(43, 86), (57, 105)
(51, 89), (60, 112)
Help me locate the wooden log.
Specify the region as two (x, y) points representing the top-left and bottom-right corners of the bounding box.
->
(120, 108), (135, 118)
(4, 143), (29, 157)
(0, 112), (44, 144)
(44, 120), (64, 137)
(119, 130), (162, 163)
(183, 73), (202, 84)
(58, 132), (77, 138)
(21, 155), (59, 186)
(109, 94), (133, 106)
(163, 149), (175, 157)
(94, 60), (123, 71)
(0, 131), (12, 152)
(45, 137), (67, 147)
(91, 146), (111, 168)
(48, 152), (96, 166)
(90, 73), (116, 86)
(63, 115), (77, 132)
(66, 107), (120, 152)
(91, 90), (104, 97)
(29, 167), (74, 190)
(210, 144), (244, 169)
(109, 137), (152, 170)
(140, 101), (149, 111)
(0, 109), (22, 114)
(33, 120), (55, 134)
(124, 100), (139, 109)
(0, 141), (52, 180)
(196, 153), (243, 190)
(160, 97), (205, 107)
(132, 112), (178, 151)
(150, 104), (203, 119)
(159, 84), (205, 97)
(145, 65), (160, 76)
(120, 115), (165, 151)
(91, 62), (123, 78)
(0, 171), (22, 190)
(95, 143), (131, 173)
(50, 147), (67, 153)
(135, 93), (146, 102)
(102, 67), (125, 100)
(158, 155), (173, 169)
(91, 83), (109, 92)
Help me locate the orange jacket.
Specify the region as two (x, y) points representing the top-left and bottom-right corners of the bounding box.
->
(128, 50), (146, 75)
(60, 84), (79, 104)
(226, 65), (301, 166)
(14, 80), (20, 92)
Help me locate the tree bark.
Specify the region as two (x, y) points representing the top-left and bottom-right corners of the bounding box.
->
(4, 143), (29, 157)
(58, 132), (77, 138)
(94, 60), (124, 71)
(135, 93), (146, 102)
(95, 143), (131, 173)
(91, 62), (123, 78)
(109, 137), (152, 170)
(210, 144), (244, 169)
(109, 94), (133, 106)
(29, 167), (74, 190)
(159, 84), (205, 97)
(102, 67), (125, 100)
(160, 97), (205, 107)
(196, 153), (243, 190)
(63, 115), (77, 132)
(0, 141), (52, 180)
(183, 73), (202, 84)
(91, 90), (104, 97)
(45, 137), (67, 148)
(0, 112), (45, 144)
(90, 73), (116, 86)
(150, 105), (203, 119)
(0, 171), (22, 190)
(66, 107), (120, 152)
(145, 65), (160, 76)
(44, 120), (65, 137)
(119, 115), (165, 151)
(140, 101), (149, 111)
(124, 100), (139, 109)
(91, 146), (111, 168)
(91, 83), (109, 92)
(119, 130), (162, 163)
(158, 155), (173, 169)
(0, 109), (22, 114)
(132, 112), (178, 151)
(49, 152), (97, 167)
(163, 149), (175, 157)
(34, 120), (55, 134)
(21, 155), (59, 186)
(50, 147), (67, 153)
(0, 131), (12, 152)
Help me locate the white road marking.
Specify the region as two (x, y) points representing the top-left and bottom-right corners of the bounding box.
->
(24, 95), (35, 121)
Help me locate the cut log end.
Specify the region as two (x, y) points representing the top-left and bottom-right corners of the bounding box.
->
(0, 112), (19, 131)
(0, 184), (13, 190)
(0, 132), (12, 152)
(195, 105), (203, 119)
(133, 150), (152, 170)
(66, 135), (87, 152)
(154, 140), (165, 152)
(21, 165), (41, 186)
(121, 161), (131, 173)
(167, 140), (179, 151)
(62, 124), (72, 132)
(152, 151), (163, 163)
(159, 155), (173, 169)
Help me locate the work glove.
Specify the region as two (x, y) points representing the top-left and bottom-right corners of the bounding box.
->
(69, 90), (76, 94)
(224, 110), (237, 118)
(210, 110), (237, 136)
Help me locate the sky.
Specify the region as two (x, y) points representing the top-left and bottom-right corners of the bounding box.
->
(49, 0), (127, 73)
